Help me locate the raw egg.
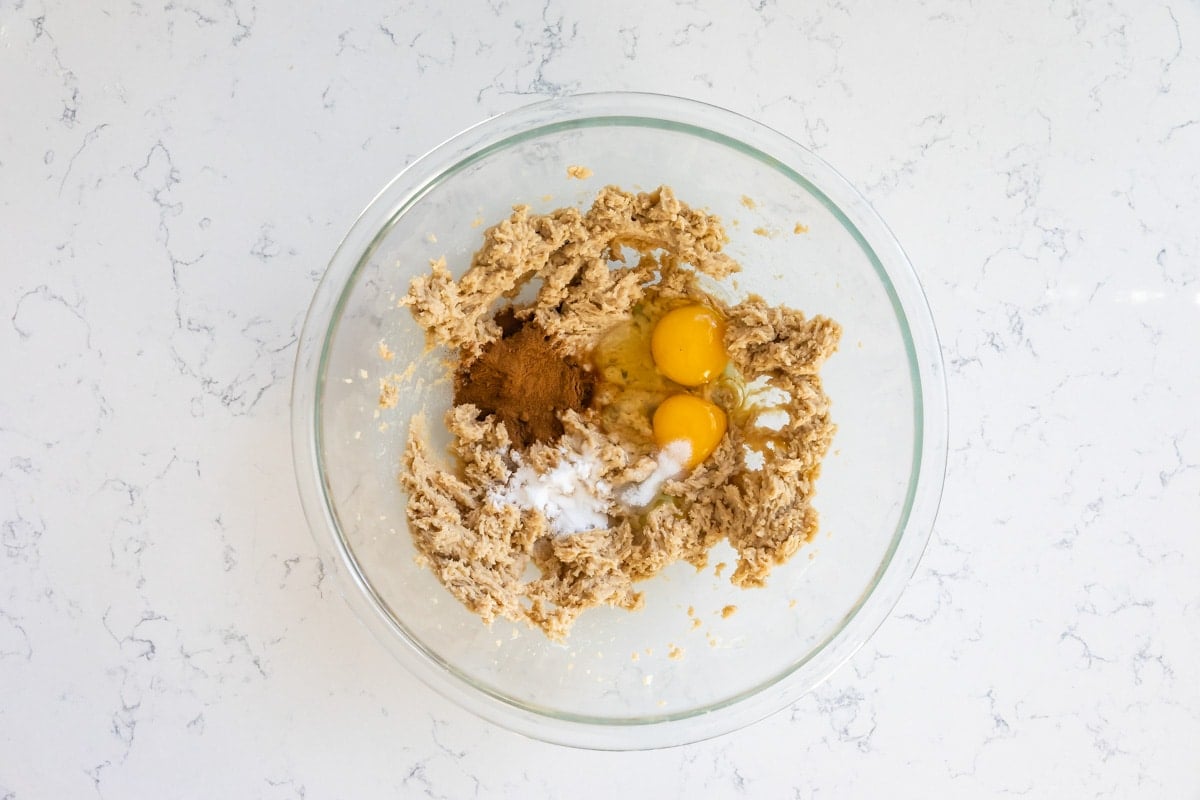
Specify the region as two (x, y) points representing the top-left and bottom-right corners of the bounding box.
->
(652, 394), (727, 468)
(650, 304), (728, 386)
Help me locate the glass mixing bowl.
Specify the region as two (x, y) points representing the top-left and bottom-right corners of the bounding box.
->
(291, 93), (947, 749)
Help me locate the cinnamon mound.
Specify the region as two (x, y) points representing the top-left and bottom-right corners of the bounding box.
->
(454, 314), (595, 449)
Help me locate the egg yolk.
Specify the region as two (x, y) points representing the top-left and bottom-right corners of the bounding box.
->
(652, 394), (728, 468)
(650, 304), (728, 387)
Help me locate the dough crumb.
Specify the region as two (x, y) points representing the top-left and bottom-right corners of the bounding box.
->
(471, 217), (483, 228)
(720, 604), (737, 618)
(566, 165), (593, 179)
(788, 598), (798, 609)
(793, 222), (809, 234)
(377, 340), (395, 361)
(668, 644), (685, 661)
(631, 651), (639, 662)
(378, 363), (418, 409)
(740, 195), (757, 209)
(714, 561), (727, 577)
(691, 618), (702, 630)
(752, 226), (775, 238)
(378, 379), (398, 409)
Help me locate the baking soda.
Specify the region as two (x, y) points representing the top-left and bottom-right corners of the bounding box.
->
(490, 448), (612, 535)
(619, 441), (690, 508)
(490, 440), (692, 535)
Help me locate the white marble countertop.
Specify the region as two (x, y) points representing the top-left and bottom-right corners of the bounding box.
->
(3, 0), (1198, 796)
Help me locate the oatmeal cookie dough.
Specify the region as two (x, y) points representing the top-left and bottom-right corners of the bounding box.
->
(400, 186), (840, 639)
(402, 186), (736, 359)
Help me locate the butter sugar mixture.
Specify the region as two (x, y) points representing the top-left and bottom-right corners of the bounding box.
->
(398, 186), (841, 639)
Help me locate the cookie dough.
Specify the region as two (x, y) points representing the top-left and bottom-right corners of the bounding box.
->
(399, 186), (841, 639)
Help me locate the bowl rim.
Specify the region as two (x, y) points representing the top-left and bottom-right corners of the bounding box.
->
(291, 91), (948, 750)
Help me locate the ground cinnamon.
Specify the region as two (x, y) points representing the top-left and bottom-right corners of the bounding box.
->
(454, 312), (595, 449)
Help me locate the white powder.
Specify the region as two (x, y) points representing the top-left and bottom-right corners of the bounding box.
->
(491, 439), (693, 535)
(744, 377), (793, 432)
(753, 409), (790, 431)
(619, 440), (690, 509)
(490, 447), (612, 535)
